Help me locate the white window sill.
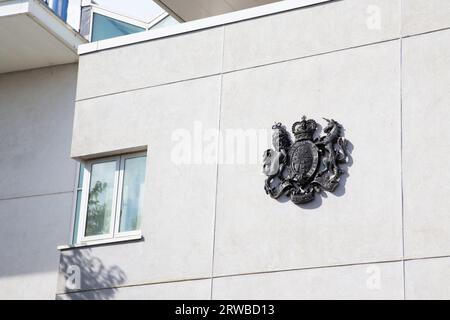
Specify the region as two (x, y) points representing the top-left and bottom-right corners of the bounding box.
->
(57, 234), (143, 251)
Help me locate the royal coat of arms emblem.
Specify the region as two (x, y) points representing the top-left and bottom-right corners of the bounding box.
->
(263, 116), (349, 204)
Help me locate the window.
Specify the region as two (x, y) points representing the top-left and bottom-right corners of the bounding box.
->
(51, 0), (68, 22)
(149, 15), (179, 31)
(74, 152), (147, 244)
(91, 13), (145, 42)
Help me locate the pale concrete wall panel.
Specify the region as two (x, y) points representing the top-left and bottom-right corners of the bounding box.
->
(0, 193), (73, 299)
(402, 0), (450, 36)
(57, 279), (211, 300)
(405, 257), (450, 300)
(0, 64), (78, 199)
(213, 262), (403, 299)
(214, 41), (402, 276)
(403, 29), (450, 259)
(64, 77), (221, 291)
(223, 0), (400, 72)
(76, 27), (224, 100)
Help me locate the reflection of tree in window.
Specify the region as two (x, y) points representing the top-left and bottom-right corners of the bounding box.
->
(84, 160), (116, 237)
(119, 157), (146, 232)
(86, 181), (108, 236)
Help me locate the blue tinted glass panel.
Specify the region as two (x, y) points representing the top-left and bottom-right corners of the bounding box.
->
(92, 13), (145, 42)
(52, 0), (68, 21)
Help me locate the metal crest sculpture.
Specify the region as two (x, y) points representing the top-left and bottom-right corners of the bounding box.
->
(263, 116), (349, 205)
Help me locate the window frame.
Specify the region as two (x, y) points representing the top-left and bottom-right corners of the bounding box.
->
(69, 162), (84, 244)
(76, 151), (146, 244)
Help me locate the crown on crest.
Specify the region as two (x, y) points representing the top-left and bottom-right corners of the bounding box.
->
(292, 116), (317, 140)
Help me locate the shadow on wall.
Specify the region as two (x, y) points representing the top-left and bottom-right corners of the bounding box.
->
(297, 130), (354, 210)
(57, 248), (126, 300)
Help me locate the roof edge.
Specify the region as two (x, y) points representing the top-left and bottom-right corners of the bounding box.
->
(0, 0), (87, 54)
(78, 0), (334, 55)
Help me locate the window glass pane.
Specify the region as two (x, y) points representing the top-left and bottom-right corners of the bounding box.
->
(119, 156), (146, 232)
(91, 13), (145, 42)
(150, 15), (179, 30)
(52, 0), (68, 21)
(79, 6), (91, 37)
(85, 161), (116, 236)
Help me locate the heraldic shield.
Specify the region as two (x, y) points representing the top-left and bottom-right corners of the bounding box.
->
(262, 116), (349, 205)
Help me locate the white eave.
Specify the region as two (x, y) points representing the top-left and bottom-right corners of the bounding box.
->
(0, 0), (87, 74)
(154, 0), (282, 22)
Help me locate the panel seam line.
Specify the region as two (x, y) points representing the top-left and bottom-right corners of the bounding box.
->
(75, 38), (400, 103)
(0, 190), (74, 202)
(209, 25), (226, 300)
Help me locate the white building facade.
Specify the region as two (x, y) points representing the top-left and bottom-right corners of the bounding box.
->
(1, 0), (450, 299)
